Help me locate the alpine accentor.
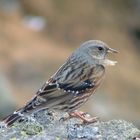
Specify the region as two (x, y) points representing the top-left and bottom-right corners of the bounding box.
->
(3, 40), (118, 126)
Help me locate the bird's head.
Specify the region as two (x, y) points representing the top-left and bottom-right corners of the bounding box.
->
(80, 40), (118, 66)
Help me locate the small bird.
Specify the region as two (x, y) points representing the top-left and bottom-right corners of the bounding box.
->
(3, 40), (118, 127)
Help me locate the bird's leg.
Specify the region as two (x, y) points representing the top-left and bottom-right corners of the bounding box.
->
(59, 111), (85, 122)
(69, 110), (99, 123)
(69, 111), (87, 118)
(59, 110), (98, 124)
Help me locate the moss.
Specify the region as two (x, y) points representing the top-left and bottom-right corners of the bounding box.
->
(20, 131), (28, 137)
(10, 138), (18, 140)
(22, 122), (44, 135)
(55, 138), (61, 140)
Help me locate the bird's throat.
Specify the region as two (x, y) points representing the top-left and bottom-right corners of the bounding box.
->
(103, 59), (117, 66)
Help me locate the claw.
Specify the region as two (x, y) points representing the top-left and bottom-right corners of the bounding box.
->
(82, 116), (99, 124)
(59, 111), (99, 124)
(69, 111), (99, 124)
(59, 117), (68, 122)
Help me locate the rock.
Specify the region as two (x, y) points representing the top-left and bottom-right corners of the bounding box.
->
(0, 110), (139, 140)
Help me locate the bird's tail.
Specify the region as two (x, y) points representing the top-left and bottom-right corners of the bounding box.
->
(2, 95), (44, 127)
(2, 109), (24, 127)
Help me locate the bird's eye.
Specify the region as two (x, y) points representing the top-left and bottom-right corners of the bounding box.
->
(98, 47), (104, 51)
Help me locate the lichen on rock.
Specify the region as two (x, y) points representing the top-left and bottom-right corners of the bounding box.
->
(0, 110), (139, 140)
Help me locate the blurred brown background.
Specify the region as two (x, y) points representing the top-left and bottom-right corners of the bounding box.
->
(0, 0), (140, 127)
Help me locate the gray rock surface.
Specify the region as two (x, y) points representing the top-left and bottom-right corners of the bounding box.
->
(0, 110), (139, 140)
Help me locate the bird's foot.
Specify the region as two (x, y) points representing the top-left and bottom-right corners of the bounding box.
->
(69, 111), (99, 124)
(60, 110), (99, 124)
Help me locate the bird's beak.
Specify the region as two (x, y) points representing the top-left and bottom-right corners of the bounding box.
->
(107, 47), (118, 53)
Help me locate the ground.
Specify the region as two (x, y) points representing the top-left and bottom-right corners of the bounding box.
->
(0, 110), (139, 140)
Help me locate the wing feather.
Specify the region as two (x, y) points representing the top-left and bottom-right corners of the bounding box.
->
(23, 63), (104, 113)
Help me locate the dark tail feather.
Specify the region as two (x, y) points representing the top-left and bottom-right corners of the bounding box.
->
(2, 95), (47, 127)
(2, 112), (23, 127)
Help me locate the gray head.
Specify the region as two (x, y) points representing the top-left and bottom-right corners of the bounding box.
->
(78, 40), (118, 66)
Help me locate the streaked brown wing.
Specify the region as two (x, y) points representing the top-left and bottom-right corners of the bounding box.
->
(37, 64), (105, 98)
(22, 64), (104, 113)
(55, 64), (105, 95)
